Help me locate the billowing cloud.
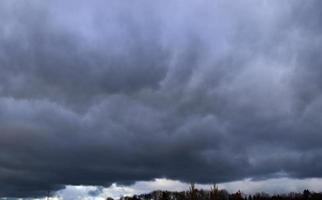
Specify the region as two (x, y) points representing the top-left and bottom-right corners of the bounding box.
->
(1, 0), (322, 198)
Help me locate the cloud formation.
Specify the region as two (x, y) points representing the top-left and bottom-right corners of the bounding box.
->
(1, 0), (322, 197)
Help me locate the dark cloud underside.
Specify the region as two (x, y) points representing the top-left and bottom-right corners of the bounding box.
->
(1, 0), (322, 197)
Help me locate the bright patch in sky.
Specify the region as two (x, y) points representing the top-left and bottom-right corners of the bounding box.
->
(45, 178), (322, 200)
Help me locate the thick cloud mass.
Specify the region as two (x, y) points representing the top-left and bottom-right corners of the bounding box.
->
(1, 0), (322, 197)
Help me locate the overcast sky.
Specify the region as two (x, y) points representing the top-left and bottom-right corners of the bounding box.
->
(1, 0), (322, 199)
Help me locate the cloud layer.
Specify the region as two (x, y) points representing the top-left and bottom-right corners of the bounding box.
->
(1, 0), (322, 197)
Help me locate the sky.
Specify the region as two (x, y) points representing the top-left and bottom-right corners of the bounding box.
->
(1, 0), (322, 199)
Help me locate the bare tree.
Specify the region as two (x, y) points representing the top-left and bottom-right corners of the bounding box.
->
(210, 184), (219, 200)
(188, 183), (197, 200)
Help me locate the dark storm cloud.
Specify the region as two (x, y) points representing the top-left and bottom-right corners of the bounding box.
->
(1, 0), (322, 197)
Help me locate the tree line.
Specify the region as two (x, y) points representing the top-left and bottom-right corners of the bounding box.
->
(106, 184), (322, 200)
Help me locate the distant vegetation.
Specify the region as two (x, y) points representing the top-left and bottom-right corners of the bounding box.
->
(106, 184), (322, 200)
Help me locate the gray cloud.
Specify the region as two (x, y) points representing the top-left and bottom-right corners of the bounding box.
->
(1, 0), (322, 197)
